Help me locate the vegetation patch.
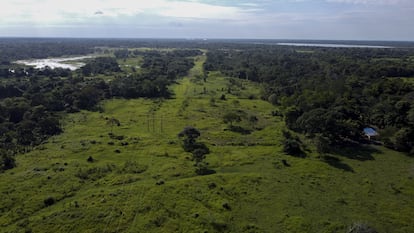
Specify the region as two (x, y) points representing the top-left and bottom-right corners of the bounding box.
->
(0, 40), (413, 233)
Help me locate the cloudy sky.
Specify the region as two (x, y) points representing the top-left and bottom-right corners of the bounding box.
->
(0, 0), (413, 40)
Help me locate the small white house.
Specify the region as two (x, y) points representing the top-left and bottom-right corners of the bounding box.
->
(364, 127), (378, 140)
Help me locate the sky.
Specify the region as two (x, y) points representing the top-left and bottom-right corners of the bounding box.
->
(0, 0), (413, 40)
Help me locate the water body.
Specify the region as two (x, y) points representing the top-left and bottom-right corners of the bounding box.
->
(15, 55), (94, 70)
(276, 42), (393, 48)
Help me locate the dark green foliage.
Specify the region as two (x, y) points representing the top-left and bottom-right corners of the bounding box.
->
(114, 49), (130, 59)
(211, 222), (228, 232)
(0, 98), (62, 149)
(0, 84), (23, 98)
(228, 125), (252, 135)
(283, 139), (302, 156)
(0, 38), (93, 61)
(74, 85), (104, 110)
(0, 152), (16, 171)
(178, 126), (213, 175)
(284, 107), (302, 130)
(248, 115), (258, 125)
(315, 134), (331, 154)
(223, 112), (242, 126)
(179, 126), (200, 139)
(282, 130), (304, 157)
(43, 197), (56, 207)
(390, 127), (414, 152)
(81, 57), (121, 76)
(110, 50), (194, 99)
(268, 93), (278, 105)
(178, 126), (201, 152)
(192, 147), (210, 163)
(110, 75), (171, 98)
(0, 43), (198, 168)
(195, 162), (216, 175)
(296, 108), (363, 144)
(139, 50), (195, 79)
(205, 45), (414, 153)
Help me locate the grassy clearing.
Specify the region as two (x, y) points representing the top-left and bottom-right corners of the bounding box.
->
(400, 77), (414, 84)
(387, 77), (414, 85)
(1, 54), (413, 233)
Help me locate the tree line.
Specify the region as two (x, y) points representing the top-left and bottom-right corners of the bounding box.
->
(1, 48), (197, 171)
(204, 46), (414, 154)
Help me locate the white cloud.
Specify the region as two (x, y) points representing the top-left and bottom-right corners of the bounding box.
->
(0, 0), (412, 40)
(159, 1), (247, 19)
(0, 0), (254, 26)
(326, 0), (411, 5)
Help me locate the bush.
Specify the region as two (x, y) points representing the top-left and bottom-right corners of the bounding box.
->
(268, 93), (278, 105)
(282, 130), (305, 157)
(194, 159), (216, 176)
(391, 127), (413, 152)
(283, 139), (302, 155)
(178, 126), (201, 152)
(223, 112), (241, 126)
(178, 127), (214, 175)
(192, 148), (208, 163)
(44, 197), (56, 207)
(1, 154), (16, 171)
(315, 134), (331, 154)
(87, 156), (94, 162)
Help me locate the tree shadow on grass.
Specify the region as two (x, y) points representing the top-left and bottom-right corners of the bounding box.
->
(322, 155), (354, 172)
(330, 145), (381, 161)
(228, 125), (252, 135)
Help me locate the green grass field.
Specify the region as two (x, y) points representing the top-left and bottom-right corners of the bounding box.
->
(1, 55), (413, 233)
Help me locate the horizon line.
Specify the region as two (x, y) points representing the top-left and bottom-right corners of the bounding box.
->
(0, 36), (413, 43)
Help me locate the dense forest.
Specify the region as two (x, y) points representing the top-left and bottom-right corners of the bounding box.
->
(204, 46), (414, 154)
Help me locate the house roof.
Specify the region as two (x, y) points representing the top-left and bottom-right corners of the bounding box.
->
(363, 127), (378, 137)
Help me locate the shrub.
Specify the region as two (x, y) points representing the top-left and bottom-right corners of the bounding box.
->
(268, 93), (278, 105)
(178, 127), (214, 175)
(192, 148), (207, 163)
(283, 139), (302, 155)
(44, 197), (56, 207)
(1, 154), (16, 171)
(178, 126), (201, 152)
(315, 134), (331, 154)
(195, 162), (216, 175)
(223, 112), (241, 126)
(282, 130), (305, 157)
